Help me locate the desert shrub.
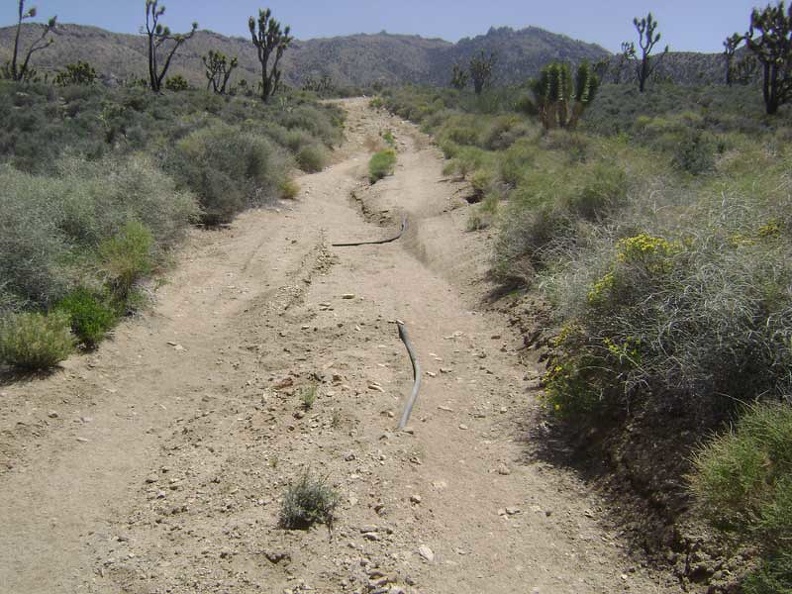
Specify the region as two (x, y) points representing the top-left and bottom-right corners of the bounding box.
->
(56, 155), (199, 251)
(545, 225), (792, 424)
(0, 166), (70, 306)
(368, 149), (397, 183)
(300, 384), (318, 410)
(563, 162), (628, 220)
(482, 115), (530, 150)
(498, 139), (536, 187)
(279, 178), (300, 199)
(55, 61), (97, 87)
(691, 402), (792, 539)
(280, 104), (343, 148)
(99, 221), (155, 300)
(691, 402), (792, 592)
(55, 288), (118, 348)
(278, 472), (338, 529)
(295, 144), (327, 173)
(541, 129), (589, 162)
(495, 203), (573, 283)
(167, 123), (284, 224)
(0, 311), (74, 370)
(742, 551), (792, 594)
(671, 129), (716, 175)
(164, 75), (190, 92)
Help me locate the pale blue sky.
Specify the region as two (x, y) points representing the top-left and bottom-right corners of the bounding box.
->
(0, 0), (765, 53)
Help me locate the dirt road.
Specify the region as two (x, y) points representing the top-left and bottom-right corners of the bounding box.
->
(0, 99), (682, 594)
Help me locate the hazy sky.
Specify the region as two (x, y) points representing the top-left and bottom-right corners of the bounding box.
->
(0, 0), (766, 54)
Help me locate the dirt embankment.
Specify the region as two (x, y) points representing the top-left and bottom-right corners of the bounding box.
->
(0, 98), (683, 594)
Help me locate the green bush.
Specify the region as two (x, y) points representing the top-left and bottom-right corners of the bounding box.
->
(56, 155), (200, 251)
(368, 149), (397, 183)
(164, 75), (190, 92)
(278, 472), (338, 530)
(168, 123), (285, 225)
(99, 221), (155, 300)
(563, 162), (628, 220)
(55, 288), (118, 348)
(742, 551), (792, 594)
(0, 166), (69, 306)
(545, 226), (792, 423)
(691, 402), (792, 541)
(295, 144), (327, 173)
(672, 130), (716, 175)
(691, 402), (792, 593)
(0, 311), (74, 370)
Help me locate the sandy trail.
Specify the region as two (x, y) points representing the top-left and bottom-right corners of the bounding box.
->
(0, 98), (681, 594)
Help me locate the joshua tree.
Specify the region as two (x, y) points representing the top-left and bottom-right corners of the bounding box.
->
(143, 0), (197, 92)
(743, 2), (792, 114)
(630, 12), (668, 92)
(530, 61), (599, 130)
(469, 50), (496, 94)
(450, 62), (469, 90)
(249, 8), (293, 102)
(202, 50), (238, 94)
(723, 33), (742, 86)
(3, 1), (57, 82)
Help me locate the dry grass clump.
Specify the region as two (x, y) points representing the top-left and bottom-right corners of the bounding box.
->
(278, 472), (338, 530)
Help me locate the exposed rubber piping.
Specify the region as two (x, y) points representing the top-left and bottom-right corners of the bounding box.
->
(331, 215), (408, 247)
(396, 319), (422, 430)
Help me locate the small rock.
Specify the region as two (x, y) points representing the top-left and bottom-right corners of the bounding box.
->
(76, 437), (89, 443)
(173, 344), (185, 352)
(344, 452), (356, 462)
(437, 406), (453, 412)
(342, 293), (356, 299)
(47, 411), (58, 419)
(439, 367), (453, 374)
(458, 424), (469, 431)
(497, 464), (511, 476)
(145, 475), (158, 484)
(368, 384), (385, 393)
(410, 494), (422, 504)
(425, 371), (436, 378)
(418, 545), (434, 562)
(359, 525), (379, 534)
(264, 550), (291, 564)
(273, 377), (294, 390)
(505, 507), (521, 515)
(362, 532), (380, 541)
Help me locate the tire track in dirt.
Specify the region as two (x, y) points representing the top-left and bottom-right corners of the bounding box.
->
(0, 99), (683, 594)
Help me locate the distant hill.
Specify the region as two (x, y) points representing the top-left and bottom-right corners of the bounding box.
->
(0, 22), (728, 89)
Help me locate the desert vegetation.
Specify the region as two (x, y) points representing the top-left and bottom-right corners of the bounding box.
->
(0, 2), (343, 370)
(378, 5), (792, 585)
(2, 0), (792, 590)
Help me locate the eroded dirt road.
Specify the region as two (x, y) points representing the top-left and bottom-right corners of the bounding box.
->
(0, 99), (683, 594)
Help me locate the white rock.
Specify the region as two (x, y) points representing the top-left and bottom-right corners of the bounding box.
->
(418, 545), (434, 562)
